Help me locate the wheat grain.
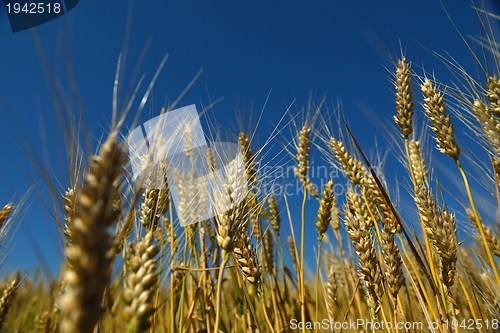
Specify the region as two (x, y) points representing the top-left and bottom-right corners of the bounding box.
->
(234, 232), (262, 285)
(487, 75), (500, 116)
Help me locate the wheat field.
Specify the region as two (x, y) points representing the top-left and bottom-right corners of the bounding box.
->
(1, 4), (500, 333)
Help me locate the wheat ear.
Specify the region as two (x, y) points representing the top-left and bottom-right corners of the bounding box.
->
(38, 310), (51, 333)
(423, 79), (500, 285)
(316, 180), (334, 239)
(487, 75), (500, 116)
(213, 156), (248, 332)
(63, 188), (77, 244)
(465, 209), (500, 257)
(472, 98), (500, 192)
(408, 139), (428, 187)
(436, 209), (458, 289)
(380, 209), (404, 301)
(0, 272), (20, 330)
(361, 175), (404, 300)
(123, 231), (159, 333)
(415, 186), (458, 290)
(239, 132), (258, 185)
(394, 57), (414, 138)
(314, 180), (334, 324)
(344, 188), (381, 318)
(294, 125), (319, 198)
(0, 204), (13, 228)
(234, 232), (262, 286)
(422, 78), (460, 160)
(268, 194), (281, 235)
(329, 138), (367, 185)
(59, 132), (125, 333)
(325, 265), (338, 320)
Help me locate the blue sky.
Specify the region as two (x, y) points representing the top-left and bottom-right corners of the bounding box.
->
(0, 1), (499, 276)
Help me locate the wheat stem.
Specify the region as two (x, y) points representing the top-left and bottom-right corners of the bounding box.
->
(315, 239), (323, 331)
(299, 189), (307, 333)
(214, 250), (230, 333)
(456, 160), (500, 286)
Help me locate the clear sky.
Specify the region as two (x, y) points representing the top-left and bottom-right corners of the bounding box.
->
(0, 1), (498, 276)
